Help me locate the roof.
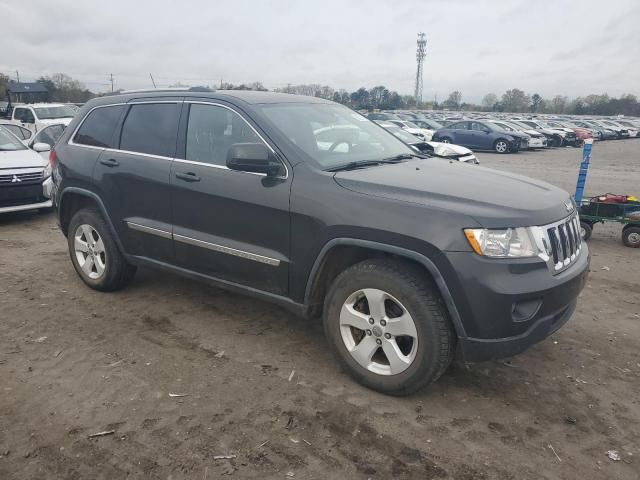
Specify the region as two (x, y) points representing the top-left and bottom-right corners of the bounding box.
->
(8, 82), (48, 94)
(95, 89), (333, 107)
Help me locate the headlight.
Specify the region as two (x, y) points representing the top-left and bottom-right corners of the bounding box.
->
(464, 227), (539, 258)
(43, 163), (52, 179)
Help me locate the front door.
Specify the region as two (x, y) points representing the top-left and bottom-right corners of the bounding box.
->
(171, 101), (291, 296)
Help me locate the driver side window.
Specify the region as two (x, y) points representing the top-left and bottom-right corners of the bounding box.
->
(470, 122), (489, 132)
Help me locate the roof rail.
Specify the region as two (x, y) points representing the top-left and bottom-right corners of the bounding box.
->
(117, 86), (214, 94)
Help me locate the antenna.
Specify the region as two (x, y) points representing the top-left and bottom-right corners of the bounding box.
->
(414, 33), (427, 108)
(149, 73), (157, 88)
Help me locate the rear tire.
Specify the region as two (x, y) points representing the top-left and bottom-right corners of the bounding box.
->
(68, 208), (136, 291)
(323, 259), (455, 396)
(622, 226), (640, 248)
(580, 221), (593, 241)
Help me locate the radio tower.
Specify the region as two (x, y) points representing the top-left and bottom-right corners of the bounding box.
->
(414, 33), (427, 108)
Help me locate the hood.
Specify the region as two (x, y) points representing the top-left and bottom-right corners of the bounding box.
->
(333, 158), (573, 227)
(426, 141), (471, 156)
(0, 148), (48, 171)
(537, 128), (563, 136)
(524, 129), (543, 137)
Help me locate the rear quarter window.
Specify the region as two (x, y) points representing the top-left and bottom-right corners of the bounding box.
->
(74, 105), (125, 148)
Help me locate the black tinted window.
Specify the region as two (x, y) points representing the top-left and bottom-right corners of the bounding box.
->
(186, 104), (261, 166)
(120, 103), (180, 157)
(74, 105), (124, 148)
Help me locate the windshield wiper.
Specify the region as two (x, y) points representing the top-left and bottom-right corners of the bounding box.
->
(327, 155), (419, 172)
(382, 153), (426, 161)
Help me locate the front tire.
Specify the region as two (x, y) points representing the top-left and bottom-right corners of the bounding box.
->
(580, 221), (593, 241)
(323, 259), (455, 396)
(68, 208), (136, 291)
(494, 139), (509, 153)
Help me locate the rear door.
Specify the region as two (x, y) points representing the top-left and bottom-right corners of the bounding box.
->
(92, 100), (182, 263)
(170, 101), (291, 296)
(449, 121), (473, 146)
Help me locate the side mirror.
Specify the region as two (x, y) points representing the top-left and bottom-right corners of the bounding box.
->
(226, 143), (283, 177)
(32, 142), (51, 153)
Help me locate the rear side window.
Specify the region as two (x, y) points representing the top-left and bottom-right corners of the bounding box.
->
(33, 124), (65, 147)
(3, 124), (31, 140)
(74, 105), (124, 148)
(119, 103), (180, 157)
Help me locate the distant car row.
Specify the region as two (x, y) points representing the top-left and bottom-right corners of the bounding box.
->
(366, 111), (639, 154)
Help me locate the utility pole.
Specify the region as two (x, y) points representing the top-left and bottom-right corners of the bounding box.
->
(414, 32), (427, 109)
(109, 73), (114, 92)
(16, 70), (20, 83)
(149, 73), (157, 88)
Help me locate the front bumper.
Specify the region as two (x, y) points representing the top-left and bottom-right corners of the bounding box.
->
(442, 244), (589, 362)
(0, 176), (53, 214)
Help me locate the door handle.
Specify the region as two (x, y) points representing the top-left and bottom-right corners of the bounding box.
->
(175, 171), (201, 182)
(99, 158), (119, 167)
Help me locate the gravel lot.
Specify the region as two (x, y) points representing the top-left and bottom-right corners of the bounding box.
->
(1, 140), (639, 479)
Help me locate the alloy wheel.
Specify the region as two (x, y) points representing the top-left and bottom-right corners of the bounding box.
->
(495, 141), (508, 153)
(339, 288), (418, 375)
(74, 224), (106, 280)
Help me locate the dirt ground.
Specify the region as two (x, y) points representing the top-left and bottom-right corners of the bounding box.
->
(1, 140), (639, 480)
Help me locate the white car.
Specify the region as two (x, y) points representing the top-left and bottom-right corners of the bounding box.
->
(0, 126), (54, 214)
(387, 120), (434, 141)
(9, 103), (76, 134)
(376, 122), (478, 164)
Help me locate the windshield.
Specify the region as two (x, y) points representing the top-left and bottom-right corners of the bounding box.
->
(0, 127), (28, 151)
(403, 121), (420, 129)
(33, 105), (76, 120)
(259, 103), (415, 169)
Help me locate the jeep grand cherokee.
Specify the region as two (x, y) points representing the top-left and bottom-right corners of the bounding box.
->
(50, 89), (589, 395)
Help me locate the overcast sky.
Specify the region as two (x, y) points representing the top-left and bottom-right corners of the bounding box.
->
(1, 0), (639, 101)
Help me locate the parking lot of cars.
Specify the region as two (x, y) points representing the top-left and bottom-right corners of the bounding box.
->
(1, 104), (639, 478)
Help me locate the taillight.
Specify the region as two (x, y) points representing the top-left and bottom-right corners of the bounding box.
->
(49, 148), (58, 169)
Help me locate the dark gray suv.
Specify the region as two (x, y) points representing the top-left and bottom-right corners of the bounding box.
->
(50, 89), (589, 395)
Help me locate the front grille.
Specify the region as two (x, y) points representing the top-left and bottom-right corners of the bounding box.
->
(0, 171), (44, 185)
(537, 213), (582, 274)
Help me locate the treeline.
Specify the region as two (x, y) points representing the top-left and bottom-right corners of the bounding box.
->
(442, 89), (640, 116)
(274, 84), (411, 110)
(3, 71), (639, 116)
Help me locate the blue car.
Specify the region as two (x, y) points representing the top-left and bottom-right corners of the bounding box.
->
(433, 120), (523, 154)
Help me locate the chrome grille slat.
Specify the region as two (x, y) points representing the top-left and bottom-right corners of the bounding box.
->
(0, 171), (44, 184)
(535, 211), (582, 274)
